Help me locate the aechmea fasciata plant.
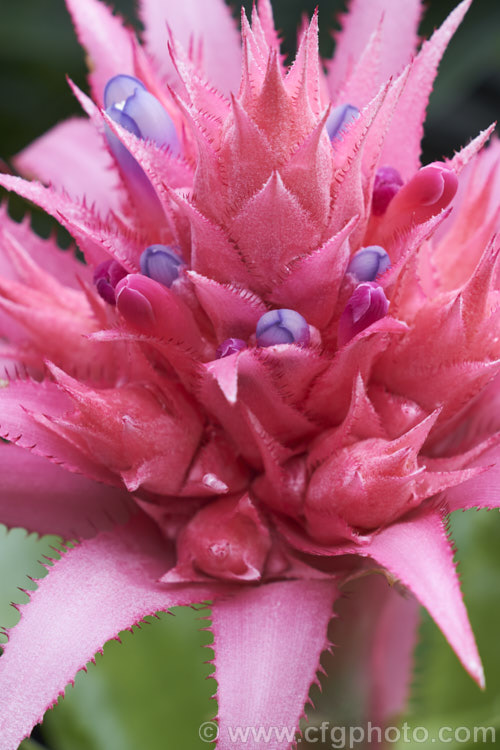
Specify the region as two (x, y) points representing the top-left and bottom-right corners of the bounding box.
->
(0, 0), (499, 747)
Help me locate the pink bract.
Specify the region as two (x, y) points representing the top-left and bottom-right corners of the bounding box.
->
(0, 0), (499, 747)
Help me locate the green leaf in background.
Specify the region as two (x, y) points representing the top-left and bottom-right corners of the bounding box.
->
(0, 527), (214, 749)
(41, 608), (214, 750)
(0, 525), (62, 643)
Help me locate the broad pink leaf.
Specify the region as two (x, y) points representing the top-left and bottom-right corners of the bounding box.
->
(0, 444), (132, 538)
(327, 0), (421, 98)
(14, 118), (122, 216)
(139, 0), (241, 95)
(0, 205), (89, 290)
(211, 580), (338, 749)
(0, 513), (221, 749)
(444, 445), (500, 511)
(0, 378), (117, 485)
(380, 0), (473, 177)
(279, 508), (483, 687)
(189, 272), (267, 342)
(361, 509), (484, 687)
(65, 0), (134, 105)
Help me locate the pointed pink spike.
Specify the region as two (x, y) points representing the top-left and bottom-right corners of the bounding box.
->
(65, 0), (134, 106)
(380, 0), (473, 178)
(205, 351), (241, 405)
(14, 117), (123, 216)
(335, 24), (383, 110)
(361, 509), (484, 687)
(212, 580), (339, 749)
(269, 217), (355, 329)
(188, 271), (267, 342)
(447, 124), (496, 176)
(0, 444), (132, 538)
(256, 0), (281, 51)
(139, 0), (241, 94)
(328, 574), (420, 724)
(444, 444), (500, 511)
(0, 206), (89, 290)
(285, 10), (324, 119)
(0, 174), (110, 267)
(327, 0), (421, 98)
(229, 171), (319, 290)
(0, 378), (116, 485)
(0, 513), (224, 749)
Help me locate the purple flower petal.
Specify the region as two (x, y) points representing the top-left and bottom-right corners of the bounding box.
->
(140, 244), (185, 287)
(256, 309), (310, 347)
(123, 88), (180, 153)
(104, 74), (146, 110)
(338, 283), (389, 346)
(347, 246), (391, 282)
(326, 103), (359, 142)
(216, 338), (247, 359)
(372, 166), (404, 216)
(93, 259), (127, 305)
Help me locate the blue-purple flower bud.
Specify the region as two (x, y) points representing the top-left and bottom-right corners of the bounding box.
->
(104, 75), (180, 153)
(140, 245), (185, 287)
(216, 338), (247, 359)
(347, 246), (391, 282)
(93, 259), (128, 305)
(372, 166), (404, 216)
(256, 309), (310, 347)
(103, 75), (180, 222)
(338, 283), (389, 347)
(326, 104), (360, 142)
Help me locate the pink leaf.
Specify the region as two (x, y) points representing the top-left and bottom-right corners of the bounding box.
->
(0, 205), (89, 290)
(328, 574), (420, 724)
(211, 580), (338, 749)
(0, 444), (132, 537)
(444, 444), (500, 511)
(139, 0), (241, 95)
(188, 272), (267, 342)
(381, 0), (473, 177)
(327, 0), (421, 98)
(269, 217), (356, 329)
(280, 508), (483, 687)
(0, 174), (109, 267)
(0, 513), (222, 749)
(65, 0), (134, 106)
(0, 377), (117, 485)
(13, 117), (122, 216)
(361, 509), (484, 687)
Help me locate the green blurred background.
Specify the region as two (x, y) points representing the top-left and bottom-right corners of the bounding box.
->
(0, 1), (499, 748)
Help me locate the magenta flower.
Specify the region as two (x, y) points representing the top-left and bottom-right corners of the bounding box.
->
(0, 0), (499, 747)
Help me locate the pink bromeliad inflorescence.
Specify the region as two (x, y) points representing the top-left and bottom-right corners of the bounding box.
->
(0, 0), (499, 747)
